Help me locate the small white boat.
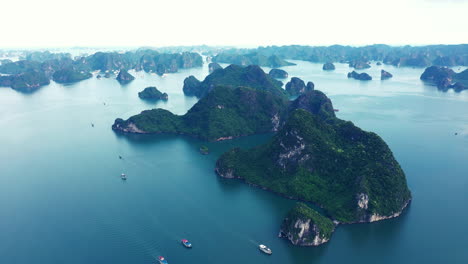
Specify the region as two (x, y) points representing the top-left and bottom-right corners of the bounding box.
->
(121, 173), (127, 180)
(259, 244), (272, 255)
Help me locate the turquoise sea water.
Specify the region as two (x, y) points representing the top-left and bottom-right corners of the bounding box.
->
(0, 61), (467, 264)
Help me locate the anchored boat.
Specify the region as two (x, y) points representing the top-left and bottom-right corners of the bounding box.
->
(121, 173), (127, 180)
(259, 244), (272, 255)
(157, 256), (168, 264)
(181, 239), (192, 248)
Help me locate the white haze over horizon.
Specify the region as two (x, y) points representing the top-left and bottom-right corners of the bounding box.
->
(1, 0), (467, 48)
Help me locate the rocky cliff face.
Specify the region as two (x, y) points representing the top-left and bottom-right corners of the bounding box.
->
(112, 119), (147, 133)
(286, 77), (314, 96)
(381, 70), (393, 80)
(280, 219), (329, 246)
(420, 66), (467, 92)
(279, 203), (335, 246)
(215, 108), (411, 224)
(182, 75), (202, 97)
(116, 70), (135, 84)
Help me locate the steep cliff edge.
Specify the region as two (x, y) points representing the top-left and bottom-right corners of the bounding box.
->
(215, 109), (411, 224)
(279, 203), (335, 246)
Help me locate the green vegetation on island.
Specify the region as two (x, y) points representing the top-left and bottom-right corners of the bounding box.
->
(182, 75), (203, 97)
(52, 67), (92, 84)
(111, 59), (411, 245)
(322, 62), (335, 71)
(113, 64), (335, 142)
(199, 145), (209, 155)
(215, 109), (411, 223)
(224, 44), (468, 67)
(285, 77), (314, 96)
(279, 202), (335, 246)
(113, 85), (289, 141)
(0, 70), (50, 92)
(116, 70), (135, 84)
(88, 50), (203, 74)
(269, 68), (288, 79)
(138, 86), (168, 101)
(420, 66), (467, 92)
(0, 49), (203, 92)
(213, 52), (295, 68)
(348, 71), (372, 81)
(182, 64), (286, 98)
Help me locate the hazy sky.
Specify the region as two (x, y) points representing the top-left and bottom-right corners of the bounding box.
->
(1, 0), (467, 48)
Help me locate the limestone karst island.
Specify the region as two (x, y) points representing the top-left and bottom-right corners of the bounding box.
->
(1, 0), (468, 263)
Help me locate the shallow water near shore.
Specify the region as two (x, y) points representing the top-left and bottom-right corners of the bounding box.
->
(0, 61), (467, 264)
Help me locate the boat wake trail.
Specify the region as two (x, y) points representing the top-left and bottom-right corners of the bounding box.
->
(248, 239), (260, 246)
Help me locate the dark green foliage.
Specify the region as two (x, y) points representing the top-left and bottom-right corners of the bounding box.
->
(281, 203), (335, 240)
(420, 66), (467, 92)
(252, 44), (468, 66)
(183, 64), (287, 98)
(269, 68), (288, 79)
(0, 50), (201, 91)
(199, 145), (209, 155)
(322, 62), (335, 71)
(12, 70), (50, 90)
(0, 60), (43, 75)
(52, 67), (92, 84)
(216, 109), (411, 223)
(348, 71), (372, 81)
(420, 66), (455, 82)
(116, 70), (135, 84)
(115, 109), (184, 133)
(183, 76), (202, 97)
(394, 55), (431, 67)
(113, 86), (289, 141)
(0, 70), (50, 92)
(134, 51), (203, 75)
(288, 90), (335, 121)
(75, 50), (203, 74)
(213, 52), (295, 68)
(286, 77), (313, 96)
(87, 51), (139, 72)
(138, 87), (168, 101)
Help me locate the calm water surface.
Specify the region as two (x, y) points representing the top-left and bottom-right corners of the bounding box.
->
(0, 61), (467, 264)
